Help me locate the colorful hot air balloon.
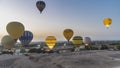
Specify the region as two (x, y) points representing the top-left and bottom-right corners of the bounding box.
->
(63, 29), (74, 42)
(19, 31), (33, 46)
(103, 18), (112, 29)
(45, 36), (56, 49)
(72, 36), (83, 45)
(1, 35), (16, 49)
(36, 0), (46, 13)
(84, 37), (91, 46)
(6, 21), (25, 41)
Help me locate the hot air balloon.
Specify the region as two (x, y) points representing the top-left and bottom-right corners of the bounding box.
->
(63, 29), (74, 42)
(6, 21), (25, 41)
(45, 36), (56, 49)
(72, 36), (83, 45)
(36, 0), (46, 13)
(72, 36), (83, 52)
(103, 18), (112, 29)
(19, 31), (33, 46)
(84, 37), (91, 46)
(1, 35), (16, 49)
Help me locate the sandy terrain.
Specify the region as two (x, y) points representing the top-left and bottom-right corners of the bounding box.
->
(0, 50), (120, 68)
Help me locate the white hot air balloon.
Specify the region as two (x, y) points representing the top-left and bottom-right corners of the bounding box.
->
(1, 35), (16, 49)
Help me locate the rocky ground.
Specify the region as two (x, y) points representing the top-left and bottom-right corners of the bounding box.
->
(0, 50), (120, 68)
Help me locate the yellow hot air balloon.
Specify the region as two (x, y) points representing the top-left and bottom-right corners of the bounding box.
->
(45, 36), (56, 49)
(1, 35), (16, 49)
(63, 29), (74, 42)
(6, 21), (25, 41)
(103, 18), (112, 29)
(72, 36), (83, 46)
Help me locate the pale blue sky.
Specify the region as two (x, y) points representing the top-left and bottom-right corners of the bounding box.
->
(0, 0), (120, 41)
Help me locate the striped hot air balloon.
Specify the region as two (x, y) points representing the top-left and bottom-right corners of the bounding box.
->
(19, 31), (33, 46)
(45, 36), (56, 49)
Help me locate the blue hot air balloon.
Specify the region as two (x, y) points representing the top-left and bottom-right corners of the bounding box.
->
(84, 37), (91, 46)
(36, 0), (46, 13)
(19, 31), (33, 46)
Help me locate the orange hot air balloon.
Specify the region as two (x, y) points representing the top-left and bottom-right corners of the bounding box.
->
(36, 0), (46, 13)
(63, 29), (74, 42)
(45, 36), (56, 49)
(6, 21), (25, 41)
(103, 18), (112, 29)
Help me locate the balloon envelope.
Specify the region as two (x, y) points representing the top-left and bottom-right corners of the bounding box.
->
(84, 37), (91, 46)
(1, 35), (16, 49)
(6, 21), (25, 40)
(103, 18), (112, 28)
(63, 29), (74, 42)
(72, 36), (83, 45)
(19, 31), (33, 46)
(36, 0), (46, 13)
(45, 36), (56, 49)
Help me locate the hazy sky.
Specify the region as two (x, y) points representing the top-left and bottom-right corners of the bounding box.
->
(0, 0), (120, 42)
